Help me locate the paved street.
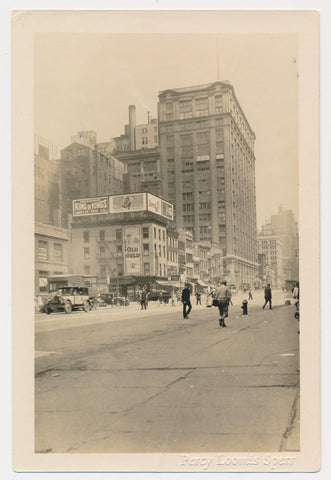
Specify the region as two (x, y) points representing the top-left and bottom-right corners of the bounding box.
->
(35, 290), (299, 453)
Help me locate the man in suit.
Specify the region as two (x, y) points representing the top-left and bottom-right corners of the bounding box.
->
(182, 284), (192, 319)
(263, 283), (272, 309)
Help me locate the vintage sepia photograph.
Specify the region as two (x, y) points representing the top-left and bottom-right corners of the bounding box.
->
(12, 9), (320, 473)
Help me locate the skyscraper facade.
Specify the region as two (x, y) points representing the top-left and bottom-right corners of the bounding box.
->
(158, 81), (258, 286)
(270, 207), (299, 282)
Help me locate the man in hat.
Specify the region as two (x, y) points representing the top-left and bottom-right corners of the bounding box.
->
(215, 280), (232, 327)
(181, 283), (192, 319)
(263, 283), (272, 309)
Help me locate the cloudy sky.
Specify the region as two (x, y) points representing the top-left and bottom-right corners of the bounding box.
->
(34, 32), (298, 229)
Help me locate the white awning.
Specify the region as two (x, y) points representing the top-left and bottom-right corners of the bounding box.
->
(156, 280), (180, 288)
(197, 280), (209, 287)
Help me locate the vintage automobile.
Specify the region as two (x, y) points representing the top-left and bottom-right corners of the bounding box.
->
(43, 287), (91, 314)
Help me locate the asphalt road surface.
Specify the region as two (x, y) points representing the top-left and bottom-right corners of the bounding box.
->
(35, 290), (300, 453)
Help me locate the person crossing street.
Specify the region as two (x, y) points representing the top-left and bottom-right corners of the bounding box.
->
(263, 283), (272, 309)
(215, 280), (232, 327)
(182, 284), (192, 319)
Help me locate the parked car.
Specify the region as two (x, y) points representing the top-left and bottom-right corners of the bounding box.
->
(43, 287), (91, 314)
(147, 290), (171, 303)
(100, 293), (115, 305)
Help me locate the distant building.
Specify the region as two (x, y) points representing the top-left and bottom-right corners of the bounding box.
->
(34, 135), (62, 227)
(257, 225), (283, 286)
(98, 105), (159, 155)
(270, 207), (299, 282)
(167, 228), (179, 280)
(193, 242), (210, 286)
(34, 135), (70, 297)
(158, 81), (258, 287)
(60, 142), (125, 227)
(177, 229), (194, 283)
(115, 147), (161, 196)
(70, 192), (174, 297)
(35, 222), (70, 297)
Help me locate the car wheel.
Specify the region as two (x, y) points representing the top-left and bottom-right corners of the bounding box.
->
(64, 301), (72, 314)
(45, 306), (52, 315)
(83, 300), (90, 312)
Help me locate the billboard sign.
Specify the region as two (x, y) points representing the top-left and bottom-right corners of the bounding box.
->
(161, 199), (174, 221)
(73, 197), (109, 216)
(147, 193), (162, 216)
(109, 193), (146, 214)
(147, 193), (173, 220)
(124, 226), (142, 275)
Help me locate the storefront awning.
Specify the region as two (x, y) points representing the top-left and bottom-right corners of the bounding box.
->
(156, 280), (180, 288)
(197, 280), (209, 287)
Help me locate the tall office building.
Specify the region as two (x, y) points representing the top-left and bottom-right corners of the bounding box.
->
(270, 207), (299, 282)
(158, 81), (258, 286)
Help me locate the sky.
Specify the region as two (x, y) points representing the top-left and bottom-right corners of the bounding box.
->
(34, 32), (298, 229)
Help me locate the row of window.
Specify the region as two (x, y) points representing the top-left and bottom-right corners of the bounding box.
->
(162, 117), (224, 133)
(38, 240), (63, 262)
(83, 227), (167, 244)
(141, 136), (158, 145)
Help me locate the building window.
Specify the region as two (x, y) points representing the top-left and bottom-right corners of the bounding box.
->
(99, 230), (105, 241)
(186, 239), (193, 249)
(159, 265), (162, 276)
(158, 245), (161, 257)
(186, 253), (193, 263)
(166, 102), (173, 113)
(38, 240), (49, 261)
(163, 246), (166, 257)
(84, 247), (90, 260)
(116, 244), (123, 254)
(163, 231), (165, 242)
(100, 246), (105, 257)
(158, 229), (161, 240)
(154, 227), (156, 239)
(83, 231), (89, 243)
(53, 243), (63, 262)
(143, 263), (150, 276)
(84, 265), (90, 275)
(167, 135), (174, 146)
(143, 227), (149, 239)
(116, 229), (122, 240)
(38, 271), (48, 292)
(143, 243), (149, 255)
(179, 99), (192, 115)
(163, 264), (166, 276)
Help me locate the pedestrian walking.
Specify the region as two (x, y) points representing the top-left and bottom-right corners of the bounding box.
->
(263, 283), (272, 309)
(158, 292), (163, 307)
(182, 283), (192, 319)
(196, 291), (201, 305)
(140, 289), (147, 310)
(171, 291), (176, 307)
(248, 290), (253, 300)
(215, 280), (232, 327)
(206, 291), (213, 307)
